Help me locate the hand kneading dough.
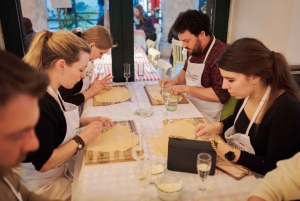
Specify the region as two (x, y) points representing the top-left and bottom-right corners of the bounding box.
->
(147, 85), (183, 102)
(86, 125), (138, 152)
(94, 87), (131, 103)
(150, 120), (195, 156)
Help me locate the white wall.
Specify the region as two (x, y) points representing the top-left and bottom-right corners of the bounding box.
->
(228, 0), (300, 65)
(20, 0), (48, 31)
(160, 0), (198, 58)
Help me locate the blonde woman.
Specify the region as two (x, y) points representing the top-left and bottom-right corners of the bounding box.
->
(19, 30), (113, 200)
(59, 26), (114, 109)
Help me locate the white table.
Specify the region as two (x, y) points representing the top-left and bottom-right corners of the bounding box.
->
(72, 81), (257, 201)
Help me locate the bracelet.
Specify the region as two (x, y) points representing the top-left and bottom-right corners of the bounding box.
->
(73, 135), (85, 150)
(218, 122), (224, 135)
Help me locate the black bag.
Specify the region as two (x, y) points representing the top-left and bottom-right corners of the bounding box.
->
(167, 138), (216, 175)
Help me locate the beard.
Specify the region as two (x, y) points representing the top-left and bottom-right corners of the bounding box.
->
(190, 39), (202, 56)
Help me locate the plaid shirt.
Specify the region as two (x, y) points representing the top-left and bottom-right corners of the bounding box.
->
(183, 36), (230, 104)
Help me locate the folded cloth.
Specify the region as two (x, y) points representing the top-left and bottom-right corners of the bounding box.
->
(145, 66), (156, 73)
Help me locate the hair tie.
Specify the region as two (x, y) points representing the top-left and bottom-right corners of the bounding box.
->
(45, 30), (53, 38)
(44, 30), (53, 43)
(75, 27), (84, 37)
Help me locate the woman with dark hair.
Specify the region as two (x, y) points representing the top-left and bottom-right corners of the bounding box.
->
(134, 4), (156, 41)
(195, 38), (300, 175)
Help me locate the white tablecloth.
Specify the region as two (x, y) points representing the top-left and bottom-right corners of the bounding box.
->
(72, 81), (257, 201)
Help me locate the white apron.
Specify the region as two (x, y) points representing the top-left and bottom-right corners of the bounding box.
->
(77, 61), (93, 116)
(185, 36), (223, 123)
(225, 86), (271, 154)
(18, 86), (80, 200)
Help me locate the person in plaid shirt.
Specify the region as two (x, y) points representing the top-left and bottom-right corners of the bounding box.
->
(159, 10), (230, 123)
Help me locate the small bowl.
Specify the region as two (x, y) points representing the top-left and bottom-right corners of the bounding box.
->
(155, 174), (183, 201)
(134, 108), (153, 117)
(150, 162), (166, 184)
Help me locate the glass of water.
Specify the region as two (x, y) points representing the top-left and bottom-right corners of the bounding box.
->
(161, 83), (171, 118)
(197, 153), (211, 191)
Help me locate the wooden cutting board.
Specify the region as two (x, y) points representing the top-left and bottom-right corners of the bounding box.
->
(144, 84), (189, 106)
(93, 84), (131, 106)
(85, 120), (139, 165)
(162, 117), (209, 126)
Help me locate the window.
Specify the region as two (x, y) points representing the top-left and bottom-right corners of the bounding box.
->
(46, 0), (103, 30)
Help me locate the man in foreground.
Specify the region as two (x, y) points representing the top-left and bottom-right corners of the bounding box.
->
(0, 50), (59, 201)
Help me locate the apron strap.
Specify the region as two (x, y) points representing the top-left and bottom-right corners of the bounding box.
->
(47, 86), (65, 111)
(203, 36), (216, 63)
(233, 86), (271, 136)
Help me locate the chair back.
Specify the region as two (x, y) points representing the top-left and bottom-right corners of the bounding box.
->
(172, 38), (185, 76)
(157, 59), (172, 78)
(148, 47), (161, 68)
(146, 39), (155, 50)
(220, 96), (238, 121)
(154, 23), (161, 50)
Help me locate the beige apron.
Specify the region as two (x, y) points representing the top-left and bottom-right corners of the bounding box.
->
(225, 86), (271, 154)
(3, 177), (23, 201)
(185, 36), (223, 123)
(18, 86), (80, 200)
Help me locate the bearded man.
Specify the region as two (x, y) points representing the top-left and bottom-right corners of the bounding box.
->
(159, 10), (230, 123)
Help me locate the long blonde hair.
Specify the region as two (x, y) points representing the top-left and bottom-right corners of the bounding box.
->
(24, 30), (91, 71)
(72, 25), (113, 49)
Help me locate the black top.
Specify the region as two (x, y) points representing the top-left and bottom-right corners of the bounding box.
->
(136, 14), (157, 41)
(58, 79), (85, 106)
(221, 92), (300, 175)
(24, 93), (67, 171)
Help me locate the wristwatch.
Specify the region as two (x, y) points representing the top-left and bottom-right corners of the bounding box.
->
(73, 135), (85, 150)
(225, 148), (236, 161)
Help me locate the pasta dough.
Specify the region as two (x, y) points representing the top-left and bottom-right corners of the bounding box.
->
(150, 120), (195, 156)
(86, 125), (138, 152)
(147, 85), (164, 102)
(147, 85), (183, 102)
(94, 87), (131, 103)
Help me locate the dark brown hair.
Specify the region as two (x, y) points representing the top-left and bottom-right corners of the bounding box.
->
(23, 17), (33, 34)
(218, 38), (300, 112)
(134, 4), (147, 23)
(0, 50), (49, 108)
(172, 10), (211, 36)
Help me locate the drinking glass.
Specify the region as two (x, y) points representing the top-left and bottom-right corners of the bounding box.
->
(136, 159), (152, 201)
(123, 63), (131, 86)
(138, 63), (145, 84)
(197, 153), (211, 191)
(132, 132), (145, 166)
(161, 83), (172, 120)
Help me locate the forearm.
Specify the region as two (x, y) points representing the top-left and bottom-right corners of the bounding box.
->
(40, 140), (77, 172)
(173, 70), (186, 85)
(82, 88), (95, 101)
(185, 86), (221, 102)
